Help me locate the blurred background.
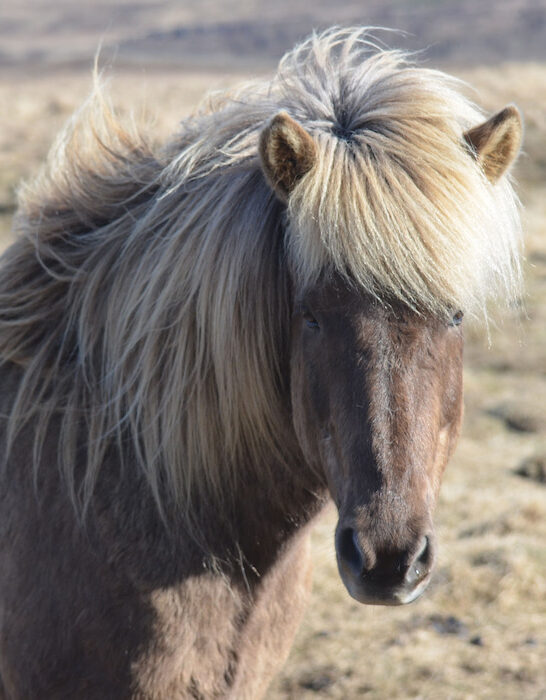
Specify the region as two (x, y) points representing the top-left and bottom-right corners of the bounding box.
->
(1, 1), (545, 698)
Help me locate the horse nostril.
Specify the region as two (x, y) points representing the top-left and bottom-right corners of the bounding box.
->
(405, 535), (432, 584)
(336, 527), (366, 578)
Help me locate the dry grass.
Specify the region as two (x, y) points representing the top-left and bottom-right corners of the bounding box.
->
(0, 61), (545, 699)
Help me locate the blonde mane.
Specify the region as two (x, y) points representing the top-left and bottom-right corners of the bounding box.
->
(0, 28), (522, 521)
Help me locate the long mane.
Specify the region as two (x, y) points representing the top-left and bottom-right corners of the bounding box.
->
(0, 28), (522, 521)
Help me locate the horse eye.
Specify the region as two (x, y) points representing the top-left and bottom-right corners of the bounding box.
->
(303, 311), (320, 330)
(450, 310), (464, 327)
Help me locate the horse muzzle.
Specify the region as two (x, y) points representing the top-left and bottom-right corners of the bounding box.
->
(335, 526), (435, 606)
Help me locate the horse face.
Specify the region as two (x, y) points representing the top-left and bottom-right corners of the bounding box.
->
(290, 275), (464, 605)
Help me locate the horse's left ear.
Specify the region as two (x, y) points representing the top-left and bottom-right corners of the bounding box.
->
(259, 112), (316, 203)
(463, 105), (523, 183)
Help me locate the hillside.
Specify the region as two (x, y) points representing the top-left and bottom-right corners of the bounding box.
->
(2, 0), (546, 72)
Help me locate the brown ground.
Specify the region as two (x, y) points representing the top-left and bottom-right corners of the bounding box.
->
(0, 51), (545, 700)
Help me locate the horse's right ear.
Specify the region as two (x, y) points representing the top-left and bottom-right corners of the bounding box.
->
(463, 105), (522, 184)
(259, 112), (316, 203)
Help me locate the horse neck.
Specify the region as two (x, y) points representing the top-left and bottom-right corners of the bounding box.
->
(168, 447), (328, 582)
(229, 456), (327, 572)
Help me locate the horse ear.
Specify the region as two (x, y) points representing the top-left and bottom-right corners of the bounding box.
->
(259, 112), (316, 202)
(463, 105), (522, 183)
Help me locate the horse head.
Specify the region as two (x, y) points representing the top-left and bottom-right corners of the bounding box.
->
(260, 107), (521, 605)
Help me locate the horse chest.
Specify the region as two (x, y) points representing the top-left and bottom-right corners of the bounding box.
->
(130, 532), (313, 699)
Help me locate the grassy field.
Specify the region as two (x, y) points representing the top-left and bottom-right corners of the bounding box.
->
(0, 58), (545, 699)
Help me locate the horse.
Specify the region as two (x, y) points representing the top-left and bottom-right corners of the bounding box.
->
(0, 28), (522, 699)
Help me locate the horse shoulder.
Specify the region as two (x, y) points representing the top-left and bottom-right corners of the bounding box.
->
(227, 531), (313, 699)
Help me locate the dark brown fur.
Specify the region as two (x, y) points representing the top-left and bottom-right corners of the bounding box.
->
(0, 277), (464, 697)
(290, 277), (464, 606)
(0, 366), (323, 698)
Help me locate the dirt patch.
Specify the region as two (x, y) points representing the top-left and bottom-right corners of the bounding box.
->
(515, 453), (546, 483)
